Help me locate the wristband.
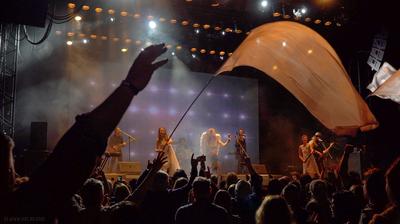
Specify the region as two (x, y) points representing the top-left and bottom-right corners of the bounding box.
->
(121, 80), (140, 95)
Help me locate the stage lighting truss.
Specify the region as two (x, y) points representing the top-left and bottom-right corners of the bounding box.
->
(64, 2), (344, 38)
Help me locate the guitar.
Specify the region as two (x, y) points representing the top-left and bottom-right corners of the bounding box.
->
(107, 137), (135, 155)
(106, 142), (127, 155)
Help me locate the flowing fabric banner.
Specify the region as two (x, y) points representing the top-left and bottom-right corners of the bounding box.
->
(217, 21), (378, 135)
(370, 70), (400, 104)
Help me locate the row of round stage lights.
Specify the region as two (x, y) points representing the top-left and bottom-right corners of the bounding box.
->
(66, 3), (246, 35)
(181, 0), (341, 27)
(67, 2), (341, 35)
(260, 0), (342, 27)
(62, 31), (232, 59)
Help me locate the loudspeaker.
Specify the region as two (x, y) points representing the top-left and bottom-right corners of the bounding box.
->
(348, 151), (362, 175)
(30, 122), (47, 151)
(252, 164), (268, 174)
(0, 0), (48, 27)
(118, 162), (141, 174)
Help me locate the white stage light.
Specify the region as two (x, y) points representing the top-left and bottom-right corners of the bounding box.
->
(74, 16), (82, 21)
(66, 41), (73, 45)
(110, 17), (115, 22)
(149, 20), (157, 29)
(282, 41), (287, 47)
(82, 39), (88, 44)
(261, 0), (268, 8)
(171, 51), (175, 56)
(192, 54), (196, 58)
(195, 29), (200, 34)
(301, 7), (307, 14)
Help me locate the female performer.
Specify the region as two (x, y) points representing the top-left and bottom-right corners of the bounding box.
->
(155, 127), (180, 175)
(298, 134), (320, 178)
(200, 128), (231, 174)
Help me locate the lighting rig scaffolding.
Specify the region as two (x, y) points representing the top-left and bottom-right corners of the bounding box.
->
(0, 23), (19, 137)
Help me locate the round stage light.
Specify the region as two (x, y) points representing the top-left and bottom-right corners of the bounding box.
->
(108, 9), (115, 15)
(121, 48), (128, 53)
(200, 49), (206, 54)
(74, 16), (82, 21)
(181, 20), (189, 26)
(195, 29), (200, 34)
(95, 7), (102, 13)
(282, 41), (287, 47)
(176, 45), (182, 50)
(67, 3), (76, 9)
(82, 39), (88, 44)
(133, 13), (141, 19)
(301, 7), (307, 14)
(171, 52), (175, 56)
(221, 31), (226, 35)
(149, 20), (157, 29)
(261, 0), (268, 8)
(209, 50), (216, 55)
(203, 24), (210, 29)
(82, 5), (90, 11)
(190, 48), (197, 52)
(120, 11), (128, 17)
(66, 41), (73, 46)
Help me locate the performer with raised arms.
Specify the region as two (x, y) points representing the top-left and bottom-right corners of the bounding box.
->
(200, 128), (231, 174)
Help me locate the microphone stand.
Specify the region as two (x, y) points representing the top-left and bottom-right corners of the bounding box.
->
(119, 129), (136, 161)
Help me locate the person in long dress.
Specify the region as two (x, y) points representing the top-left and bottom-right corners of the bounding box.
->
(298, 134), (320, 178)
(200, 128), (231, 174)
(155, 127), (180, 175)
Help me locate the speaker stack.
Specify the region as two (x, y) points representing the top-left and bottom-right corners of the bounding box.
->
(23, 122), (50, 175)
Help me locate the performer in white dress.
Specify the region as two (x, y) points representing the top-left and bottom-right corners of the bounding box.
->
(155, 127), (180, 175)
(200, 128), (231, 174)
(298, 134), (320, 178)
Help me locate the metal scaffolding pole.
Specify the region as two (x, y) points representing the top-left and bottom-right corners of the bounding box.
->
(0, 23), (19, 137)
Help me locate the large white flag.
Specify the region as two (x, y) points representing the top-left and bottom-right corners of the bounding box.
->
(367, 62), (397, 92)
(370, 70), (400, 103)
(217, 21), (378, 136)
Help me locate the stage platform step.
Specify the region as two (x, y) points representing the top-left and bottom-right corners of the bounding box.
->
(219, 174), (282, 186)
(105, 172), (282, 186)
